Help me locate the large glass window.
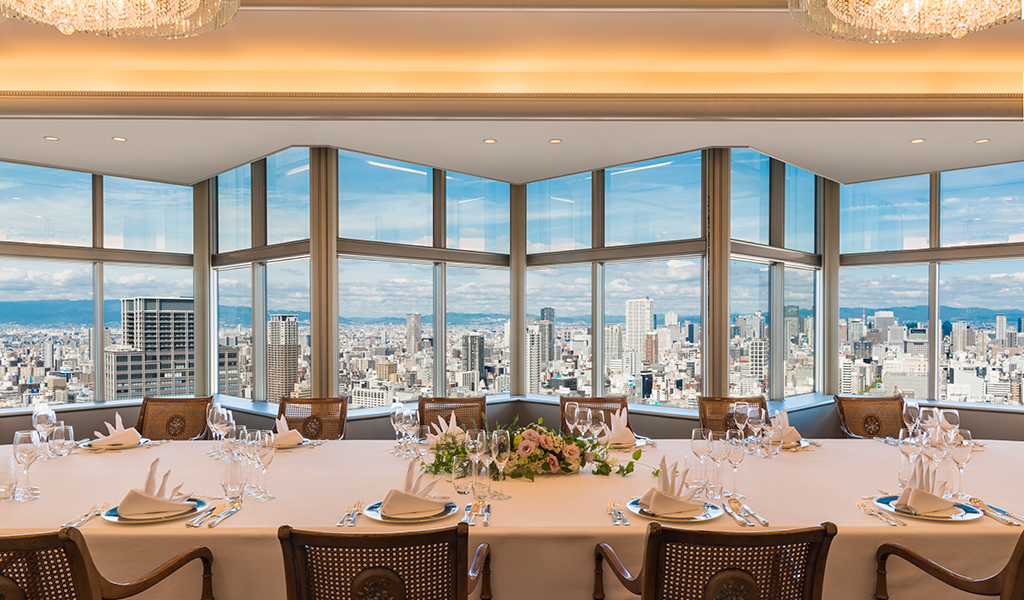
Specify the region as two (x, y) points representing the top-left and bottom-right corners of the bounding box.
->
(729, 260), (770, 397)
(339, 259), (434, 408)
(525, 266), (591, 397)
(527, 173), (591, 253)
(267, 148), (310, 245)
(785, 164), (816, 253)
(605, 152), (702, 246)
(840, 175), (929, 254)
(104, 177), (192, 253)
(218, 165), (251, 253)
(103, 265), (194, 401)
(216, 266), (251, 399)
(0, 259), (93, 407)
(784, 267), (816, 396)
(0, 162), (92, 246)
(939, 260), (1023, 404)
(838, 265), (929, 398)
(604, 259), (702, 408)
(446, 172), (509, 253)
(941, 162), (1024, 247)
(338, 150), (432, 246)
(266, 258), (310, 402)
(731, 149), (771, 245)
(446, 266), (509, 396)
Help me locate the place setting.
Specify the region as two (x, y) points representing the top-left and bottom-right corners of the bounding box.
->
(622, 456), (724, 523)
(76, 413), (153, 452)
(98, 458), (208, 524)
(358, 459), (459, 524)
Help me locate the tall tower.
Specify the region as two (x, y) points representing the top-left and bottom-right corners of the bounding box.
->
(625, 297), (655, 353)
(537, 320), (554, 364)
(105, 297), (195, 401)
(268, 314), (299, 403)
(525, 327), (541, 394)
(461, 333), (484, 381)
(406, 313), (421, 351)
(604, 324), (623, 361)
(996, 313), (1007, 346)
(540, 307), (555, 324)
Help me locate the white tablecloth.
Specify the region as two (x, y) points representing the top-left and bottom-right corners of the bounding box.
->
(2, 439), (1022, 600)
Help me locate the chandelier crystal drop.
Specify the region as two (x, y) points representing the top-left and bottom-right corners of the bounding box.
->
(789, 0), (1022, 42)
(0, 0), (238, 38)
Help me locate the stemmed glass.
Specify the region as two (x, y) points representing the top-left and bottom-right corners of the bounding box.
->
(13, 430), (41, 502)
(464, 429), (485, 501)
(725, 429), (745, 498)
(207, 404), (231, 457)
(690, 428), (711, 490)
(564, 401), (579, 437)
(707, 432), (730, 499)
(400, 410), (419, 458)
(896, 428), (918, 488)
(940, 409), (960, 435)
(478, 432), (495, 495)
(949, 429), (973, 499)
(49, 424), (74, 458)
(576, 407), (592, 439)
(490, 430), (512, 500)
(389, 404), (404, 455)
(32, 404), (57, 460)
(732, 402), (749, 438)
(241, 430), (261, 497)
(764, 423), (783, 459)
(252, 430), (276, 501)
(746, 407), (765, 456)
(413, 426), (432, 460)
(902, 401), (921, 434)
(921, 430), (949, 488)
(918, 407), (939, 433)
(590, 411), (608, 441)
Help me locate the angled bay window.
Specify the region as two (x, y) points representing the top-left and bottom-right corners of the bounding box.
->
(446, 266), (509, 396)
(338, 149), (432, 246)
(216, 266), (252, 399)
(785, 164), (816, 253)
(217, 164), (252, 253)
(527, 172), (591, 253)
(729, 260), (770, 397)
(0, 162), (92, 246)
(840, 175), (929, 254)
(526, 266), (591, 397)
(267, 148), (310, 245)
(731, 149), (771, 245)
(104, 177), (192, 253)
(446, 172), (510, 253)
(784, 267), (816, 396)
(606, 152), (702, 246)
(266, 258), (310, 403)
(941, 162), (1024, 247)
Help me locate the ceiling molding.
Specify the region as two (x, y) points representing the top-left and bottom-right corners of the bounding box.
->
(239, 0), (787, 10)
(0, 91), (1020, 120)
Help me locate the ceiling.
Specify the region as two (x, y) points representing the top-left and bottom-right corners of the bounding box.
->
(0, 2), (1022, 186)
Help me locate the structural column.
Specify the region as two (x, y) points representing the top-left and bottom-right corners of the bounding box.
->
(820, 177), (841, 395)
(192, 179), (215, 397)
(509, 184), (528, 396)
(91, 175), (105, 401)
(704, 148), (731, 397)
(591, 170), (605, 397)
(310, 148), (339, 398)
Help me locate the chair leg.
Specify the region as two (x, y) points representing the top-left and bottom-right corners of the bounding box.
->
(481, 552), (492, 600)
(594, 551), (605, 600)
(875, 555), (889, 600)
(202, 555), (214, 600)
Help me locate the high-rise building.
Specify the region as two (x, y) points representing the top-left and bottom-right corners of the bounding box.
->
(540, 307), (555, 324)
(847, 318), (865, 342)
(873, 310), (896, 336)
(996, 313), (1007, 346)
(952, 321), (968, 353)
(643, 331), (658, 363)
(665, 312), (678, 327)
(461, 333), (484, 380)
(268, 314), (299, 403)
(406, 313), (421, 350)
(525, 326), (541, 394)
(537, 320), (554, 364)
(625, 297), (654, 353)
(604, 324), (623, 361)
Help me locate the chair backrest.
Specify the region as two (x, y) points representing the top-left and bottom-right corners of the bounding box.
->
(559, 397), (628, 435)
(134, 396), (212, 441)
(643, 521), (837, 600)
(277, 397), (348, 440)
(698, 396), (768, 433)
(419, 397), (486, 431)
(833, 395), (904, 439)
(278, 524), (471, 600)
(0, 529), (105, 600)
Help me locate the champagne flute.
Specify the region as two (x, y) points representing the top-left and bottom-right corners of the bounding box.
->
(564, 401), (579, 436)
(13, 430), (40, 502)
(726, 429), (745, 498)
(490, 430), (512, 500)
(949, 429), (973, 499)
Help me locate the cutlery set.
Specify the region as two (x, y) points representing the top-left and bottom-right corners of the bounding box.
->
(856, 498), (905, 526)
(968, 498), (1024, 526)
(206, 501), (244, 527)
(186, 503), (225, 528)
(729, 498), (769, 527)
(459, 501), (490, 526)
(337, 501), (363, 527)
(62, 502), (111, 528)
(606, 500), (630, 526)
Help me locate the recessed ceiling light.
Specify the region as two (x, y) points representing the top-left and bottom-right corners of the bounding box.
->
(112, 137), (127, 142)
(483, 139), (497, 144)
(43, 136), (59, 141)
(549, 139), (562, 144)
(975, 138), (990, 144)
(910, 138), (925, 144)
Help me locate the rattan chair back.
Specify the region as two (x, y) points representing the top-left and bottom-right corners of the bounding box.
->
(134, 396), (212, 441)
(418, 397), (486, 431)
(698, 396), (768, 433)
(833, 395), (905, 439)
(0, 528), (213, 600)
(559, 397), (629, 435)
(594, 521), (837, 600)
(278, 523), (490, 600)
(276, 397), (348, 440)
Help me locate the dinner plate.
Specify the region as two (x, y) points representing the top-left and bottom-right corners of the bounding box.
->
(101, 498), (207, 524)
(362, 501), (460, 523)
(783, 439), (810, 450)
(80, 437), (151, 451)
(275, 439), (311, 450)
(609, 437), (655, 452)
(873, 495), (983, 522)
(624, 498), (724, 523)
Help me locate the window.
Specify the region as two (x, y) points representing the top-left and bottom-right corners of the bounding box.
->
(731, 149), (771, 245)
(218, 164), (251, 252)
(266, 258), (310, 402)
(604, 259), (702, 407)
(446, 172), (510, 253)
(606, 152), (702, 246)
(104, 177), (192, 253)
(338, 150), (432, 246)
(527, 173), (591, 253)
(217, 266), (252, 399)
(941, 162), (1024, 247)
(0, 162), (92, 246)
(840, 175), (929, 254)
(839, 265), (929, 398)
(784, 267), (816, 396)
(446, 266), (509, 396)
(785, 164), (816, 253)
(526, 266), (591, 397)
(267, 148), (310, 245)
(729, 260), (770, 397)
(339, 259), (434, 408)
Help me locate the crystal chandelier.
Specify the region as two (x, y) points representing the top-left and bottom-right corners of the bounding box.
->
(0, 0), (239, 38)
(789, 0), (1022, 42)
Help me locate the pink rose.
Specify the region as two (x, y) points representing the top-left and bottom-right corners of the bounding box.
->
(545, 454), (559, 471)
(585, 451), (594, 463)
(522, 429), (541, 442)
(562, 444), (580, 461)
(538, 435), (554, 451)
(517, 439), (537, 457)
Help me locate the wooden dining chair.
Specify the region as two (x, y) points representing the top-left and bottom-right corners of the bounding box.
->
(833, 394), (905, 439)
(876, 531), (1024, 599)
(278, 523), (491, 600)
(594, 521), (837, 600)
(133, 395), (212, 441)
(559, 397), (629, 435)
(418, 397), (486, 430)
(276, 397), (348, 440)
(698, 395), (768, 433)
(0, 527), (214, 600)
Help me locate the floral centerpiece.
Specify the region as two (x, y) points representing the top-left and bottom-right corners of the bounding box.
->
(423, 415), (640, 481)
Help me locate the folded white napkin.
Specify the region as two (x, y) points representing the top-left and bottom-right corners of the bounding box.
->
(638, 456), (703, 517)
(893, 455), (957, 516)
(770, 410), (803, 444)
(118, 458), (193, 518)
(601, 408), (637, 447)
(92, 413), (142, 448)
(274, 417), (305, 447)
(380, 460), (449, 518)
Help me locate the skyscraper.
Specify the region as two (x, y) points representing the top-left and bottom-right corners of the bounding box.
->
(406, 313), (421, 351)
(873, 310), (896, 336)
(537, 320), (554, 364)
(268, 314), (299, 403)
(461, 333), (484, 382)
(643, 331), (658, 363)
(625, 297), (654, 353)
(604, 324), (623, 361)
(996, 313), (1007, 346)
(525, 327), (541, 394)
(540, 307), (555, 324)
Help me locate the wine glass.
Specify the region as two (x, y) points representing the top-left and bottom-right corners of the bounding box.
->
(918, 407), (939, 433)
(725, 429), (745, 498)
(576, 407), (591, 438)
(464, 428), (485, 473)
(746, 407), (765, 456)
(477, 432), (495, 493)
(400, 410), (419, 458)
(242, 430), (262, 497)
(13, 430), (41, 502)
(389, 403), (405, 455)
(49, 423), (74, 458)
(764, 424), (783, 459)
(31, 404), (57, 460)
(564, 401), (579, 437)
(949, 429), (973, 499)
(490, 430), (512, 501)
(733, 402), (749, 436)
(707, 432), (730, 499)
(413, 426), (432, 459)
(253, 430), (276, 501)
(940, 409), (960, 435)
(897, 428), (917, 488)
(690, 428), (711, 488)
(902, 401), (920, 433)
(590, 411), (608, 441)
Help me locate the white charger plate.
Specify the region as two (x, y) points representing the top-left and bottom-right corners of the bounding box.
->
(102, 498), (207, 524)
(625, 498), (724, 522)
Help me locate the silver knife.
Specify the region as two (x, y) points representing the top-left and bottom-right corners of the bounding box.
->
(469, 503), (478, 526)
(187, 503), (222, 528)
(207, 504), (242, 528)
(483, 504), (491, 527)
(459, 504), (472, 524)
(741, 503), (770, 526)
(722, 502), (753, 526)
(986, 504), (1024, 524)
(614, 503), (630, 526)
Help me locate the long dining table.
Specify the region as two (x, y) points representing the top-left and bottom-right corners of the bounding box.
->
(3, 437), (1023, 600)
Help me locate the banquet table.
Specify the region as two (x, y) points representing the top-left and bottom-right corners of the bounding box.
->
(2, 438), (1023, 600)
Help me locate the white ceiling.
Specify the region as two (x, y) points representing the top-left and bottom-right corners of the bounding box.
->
(0, 6), (1022, 185)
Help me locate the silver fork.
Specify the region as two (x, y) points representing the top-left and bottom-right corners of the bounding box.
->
(63, 504), (98, 528)
(606, 500), (620, 525)
(336, 503), (355, 527)
(856, 498), (901, 526)
(73, 502), (110, 527)
(347, 501), (363, 527)
(614, 501), (631, 526)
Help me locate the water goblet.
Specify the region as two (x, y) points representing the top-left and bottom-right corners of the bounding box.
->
(902, 401), (920, 433)
(690, 428), (711, 489)
(732, 402), (749, 436)
(576, 407), (591, 439)
(50, 424), (74, 458)
(490, 429), (512, 500)
(918, 407), (939, 433)
(222, 454), (247, 505)
(564, 401), (579, 437)
(0, 457), (16, 502)
(253, 430), (276, 501)
(746, 407), (765, 456)
(389, 403), (404, 454)
(940, 409), (960, 435)
(949, 429), (973, 499)
(451, 455), (473, 495)
(725, 429), (745, 498)
(31, 404), (57, 460)
(13, 430), (40, 502)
